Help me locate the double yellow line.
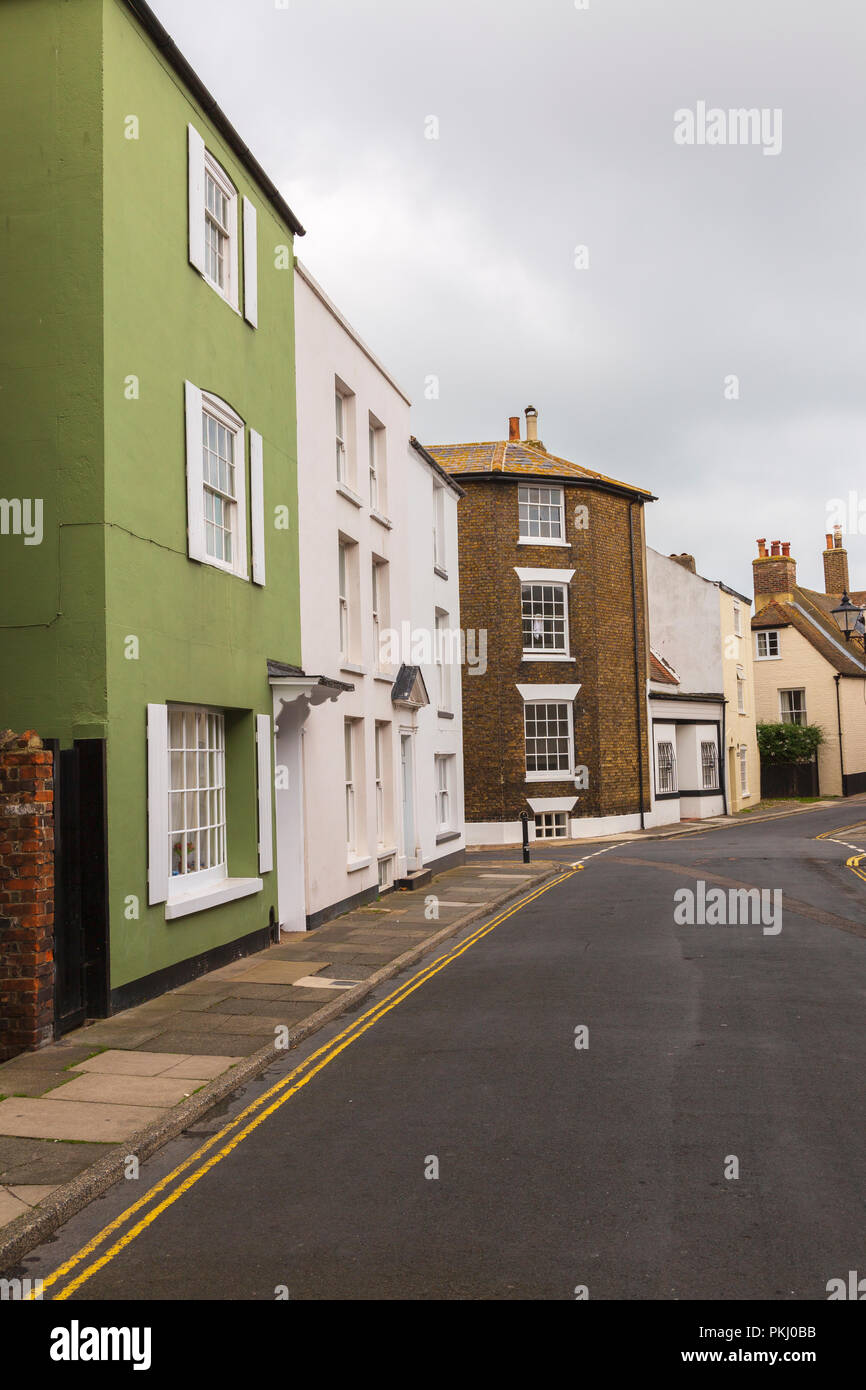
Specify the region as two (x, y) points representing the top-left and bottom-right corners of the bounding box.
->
(32, 869), (573, 1300)
(814, 823), (866, 886)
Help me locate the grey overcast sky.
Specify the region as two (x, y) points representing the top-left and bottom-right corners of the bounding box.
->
(149, 0), (866, 600)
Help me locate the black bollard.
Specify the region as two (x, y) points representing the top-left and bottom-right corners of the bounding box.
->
(520, 810), (530, 864)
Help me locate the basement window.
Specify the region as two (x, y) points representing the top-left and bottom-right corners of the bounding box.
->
(534, 811), (567, 839)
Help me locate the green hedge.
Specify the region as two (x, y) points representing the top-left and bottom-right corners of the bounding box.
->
(756, 722), (824, 765)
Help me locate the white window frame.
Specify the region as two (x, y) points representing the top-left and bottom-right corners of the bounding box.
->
(435, 611), (451, 711)
(534, 811), (568, 839)
(374, 722), (386, 847)
(336, 389), (348, 484)
(518, 484), (566, 545)
(338, 539), (351, 661)
(345, 719), (357, 855)
(433, 483), (447, 572)
(736, 664), (746, 714)
(755, 629), (781, 660)
(200, 392), (247, 577)
(522, 699), (576, 782)
(167, 705), (227, 896)
(372, 559), (389, 673)
(435, 754), (452, 831)
(202, 149), (239, 310)
(733, 602), (742, 637)
(738, 744), (749, 797)
(521, 581), (570, 656)
(779, 688), (807, 725)
(369, 417), (385, 511)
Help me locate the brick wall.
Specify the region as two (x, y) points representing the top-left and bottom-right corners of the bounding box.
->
(0, 730), (54, 1060)
(457, 478), (651, 826)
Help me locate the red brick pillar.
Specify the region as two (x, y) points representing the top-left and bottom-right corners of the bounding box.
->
(0, 730), (55, 1060)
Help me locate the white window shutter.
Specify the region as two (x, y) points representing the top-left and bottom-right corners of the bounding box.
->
(187, 124), (206, 275)
(147, 704), (169, 905)
(250, 428), (266, 585)
(243, 197), (258, 327)
(184, 380), (205, 562)
(256, 713), (274, 873)
(234, 430), (248, 578)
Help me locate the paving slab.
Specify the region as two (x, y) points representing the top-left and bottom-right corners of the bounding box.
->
(6, 1185), (58, 1207)
(0, 1070), (77, 1098)
(157, 1057), (241, 1081)
(0, 1098), (169, 1143)
(141, 1010), (241, 1034)
(233, 961), (330, 985)
(0, 1188), (30, 1229)
(209, 997), (316, 1020)
(0, 1138), (114, 1186)
(138, 1032), (275, 1056)
(70, 1025), (164, 1050)
(214, 1015), (303, 1036)
(54, 1074), (200, 1108)
(71, 1051), (192, 1077)
(128, 992), (232, 1015)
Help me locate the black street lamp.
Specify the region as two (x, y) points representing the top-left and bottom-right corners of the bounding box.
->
(831, 591), (866, 645)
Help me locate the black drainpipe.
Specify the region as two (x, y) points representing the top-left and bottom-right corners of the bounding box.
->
(835, 673), (845, 796)
(628, 504), (646, 829)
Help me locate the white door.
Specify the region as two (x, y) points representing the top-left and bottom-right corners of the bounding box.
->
(400, 733), (418, 870)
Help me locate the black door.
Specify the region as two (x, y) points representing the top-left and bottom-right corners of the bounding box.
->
(52, 739), (110, 1034)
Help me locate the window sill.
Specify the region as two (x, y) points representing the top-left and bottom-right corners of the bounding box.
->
(524, 772), (576, 784)
(435, 829), (462, 845)
(340, 662), (367, 676)
(517, 538), (571, 548)
(521, 653), (575, 663)
(374, 670), (396, 683)
(437, 709), (455, 720)
(377, 846), (397, 860)
(434, 565), (449, 581)
(346, 855), (372, 873)
(336, 482), (363, 508)
(371, 509), (393, 530)
(165, 876), (263, 921)
(198, 269), (241, 318)
(194, 554), (249, 582)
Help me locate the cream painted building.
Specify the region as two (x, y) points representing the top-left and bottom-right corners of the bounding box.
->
(646, 549), (759, 822)
(751, 532), (866, 798)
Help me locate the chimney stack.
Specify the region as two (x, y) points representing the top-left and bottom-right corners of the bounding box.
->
(669, 553), (696, 574)
(753, 537), (797, 612)
(508, 415), (520, 441)
(524, 405), (538, 443)
(823, 526), (850, 595)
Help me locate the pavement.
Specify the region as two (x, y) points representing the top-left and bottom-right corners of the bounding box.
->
(0, 855), (560, 1268)
(6, 797), (866, 1299)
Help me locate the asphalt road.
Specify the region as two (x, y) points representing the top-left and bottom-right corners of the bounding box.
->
(15, 803), (866, 1300)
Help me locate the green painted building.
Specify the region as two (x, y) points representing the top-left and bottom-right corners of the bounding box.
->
(0, 0), (305, 1022)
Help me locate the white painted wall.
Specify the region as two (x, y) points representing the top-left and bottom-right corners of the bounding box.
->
(646, 549), (723, 690)
(293, 263), (463, 926)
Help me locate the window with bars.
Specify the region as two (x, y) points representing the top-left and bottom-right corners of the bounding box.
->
(657, 740), (676, 794)
(701, 740), (718, 790)
(524, 702), (572, 775)
(168, 707), (226, 886)
(522, 583), (568, 653)
(435, 754), (452, 830)
(779, 689), (807, 725)
(756, 630), (780, 659)
(518, 485), (564, 541)
(534, 811), (568, 839)
(202, 405), (238, 566)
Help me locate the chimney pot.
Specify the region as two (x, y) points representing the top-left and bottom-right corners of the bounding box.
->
(757, 538), (767, 558)
(753, 535), (797, 611)
(834, 524), (844, 549)
(781, 542), (790, 557)
(770, 541), (781, 556)
(508, 415), (520, 441)
(524, 405), (538, 443)
(825, 533), (833, 550)
(823, 527), (850, 595)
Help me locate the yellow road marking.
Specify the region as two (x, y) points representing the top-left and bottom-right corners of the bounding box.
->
(36, 870), (574, 1300)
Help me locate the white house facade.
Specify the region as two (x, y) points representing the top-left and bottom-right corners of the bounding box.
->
(286, 262), (465, 930)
